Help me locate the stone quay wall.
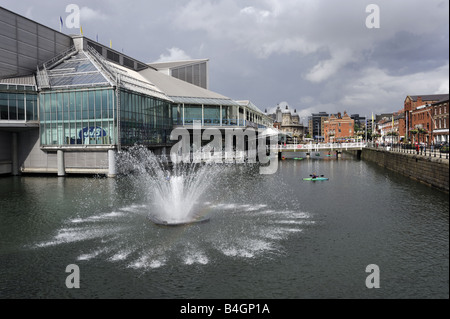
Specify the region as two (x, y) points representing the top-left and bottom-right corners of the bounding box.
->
(348, 148), (449, 193)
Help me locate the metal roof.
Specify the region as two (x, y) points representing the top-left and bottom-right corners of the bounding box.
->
(139, 67), (235, 104)
(0, 75), (36, 86)
(236, 100), (265, 114)
(102, 57), (172, 102)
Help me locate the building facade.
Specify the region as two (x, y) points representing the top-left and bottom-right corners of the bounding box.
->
(375, 113), (405, 144)
(274, 102), (305, 142)
(404, 94), (449, 144)
(0, 6), (272, 177)
(432, 99), (449, 144)
(323, 112), (354, 143)
(308, 112), (328, 142)
(148, 59), (209, 90)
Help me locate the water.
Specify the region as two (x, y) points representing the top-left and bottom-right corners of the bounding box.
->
(0, 153), (448, 299)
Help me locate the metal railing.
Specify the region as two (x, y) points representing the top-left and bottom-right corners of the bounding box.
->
(36, 65), (50, 89)
(276, 142), (367, 152)
(368, 143), (449, 160)
(86, 45), (117, 83)
(42, 46), (77, 70)
(180, 118), (245, 126)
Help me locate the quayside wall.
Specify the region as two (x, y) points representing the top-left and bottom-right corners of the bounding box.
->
(347, 148), (449, 193)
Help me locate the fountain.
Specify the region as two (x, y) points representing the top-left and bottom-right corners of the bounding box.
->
(117, 146), (226, 226)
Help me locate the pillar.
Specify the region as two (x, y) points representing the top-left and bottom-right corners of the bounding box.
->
(12, 133), (19, 176)
(108, 149), (117, 178)
(57, 150), (66, 177)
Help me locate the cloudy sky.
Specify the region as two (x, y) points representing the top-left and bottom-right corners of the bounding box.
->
(1, 0), (449, 119)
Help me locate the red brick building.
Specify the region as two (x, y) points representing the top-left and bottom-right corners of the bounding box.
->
(324, 112), (355, 143)
(404, 94), (449, 145)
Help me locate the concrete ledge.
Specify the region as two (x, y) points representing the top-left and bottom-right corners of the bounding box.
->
(21, 168), (58, 174)
(65, 168), (109, 175)
(41, 146), (116, 152)
(21, 167), (109, 175)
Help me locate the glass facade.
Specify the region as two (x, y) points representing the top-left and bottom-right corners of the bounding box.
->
(38, 50), (174, 147)
(172, 103), (240, 126)
(119, 89), (172, 146)
(40, 88), (116, 145)
(0, 84), (38, 121)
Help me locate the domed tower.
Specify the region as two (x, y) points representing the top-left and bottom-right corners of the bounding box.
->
(280, 102), (292, 126)
(292, 109), (300, 124)
(276, 104), (283, 123)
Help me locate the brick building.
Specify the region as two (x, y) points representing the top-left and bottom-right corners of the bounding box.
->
(404, 94), (449, 144)
(324, 111), (355, 143)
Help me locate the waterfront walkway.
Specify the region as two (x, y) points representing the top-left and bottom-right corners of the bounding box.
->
(369, 143), (449, 162)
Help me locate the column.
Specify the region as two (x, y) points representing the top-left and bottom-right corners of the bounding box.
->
(182, 103), (185, 126)
(237, 106), (240, 126)
(108, 149), (117, 178)
(12, 133), (19, 176)
(57, 150), (66, 177)
(202, 104), (204, 126)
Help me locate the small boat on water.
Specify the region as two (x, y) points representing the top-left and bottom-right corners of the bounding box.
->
(303, 174), (329, 181)
(303, 177), (329, 181)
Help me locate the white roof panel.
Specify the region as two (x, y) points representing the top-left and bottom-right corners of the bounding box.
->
(139, 67), (234, 103)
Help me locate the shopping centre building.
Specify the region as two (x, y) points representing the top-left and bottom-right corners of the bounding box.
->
(0, 7), (272, 177)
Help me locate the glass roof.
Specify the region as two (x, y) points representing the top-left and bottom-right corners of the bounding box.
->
(47, 52), (110, 88)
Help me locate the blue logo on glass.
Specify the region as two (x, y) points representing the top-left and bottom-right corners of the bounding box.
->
(79, 127), (107, 139)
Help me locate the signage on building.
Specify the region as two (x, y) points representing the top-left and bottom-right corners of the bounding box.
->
(79, 127), (107, 140)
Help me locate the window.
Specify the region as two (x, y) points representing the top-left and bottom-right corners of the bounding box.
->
(107, 50), (120, 63)
(123, 57), (135, 69)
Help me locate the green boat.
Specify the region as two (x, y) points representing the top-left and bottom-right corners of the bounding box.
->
(303, 177), (329, 181)
(293, 157), (304, 160)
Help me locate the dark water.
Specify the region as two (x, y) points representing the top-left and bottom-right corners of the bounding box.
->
(0, 153), (448, 299)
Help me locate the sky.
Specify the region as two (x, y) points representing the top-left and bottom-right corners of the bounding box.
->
(1, 0), (449, 120)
